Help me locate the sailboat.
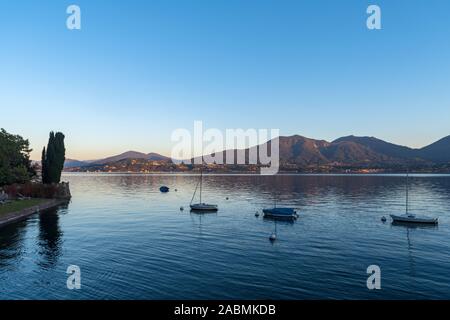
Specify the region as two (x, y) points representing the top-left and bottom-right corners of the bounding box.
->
(263, 180), (298, 220)
(190, 168), (218, 212)
(263, 206), (298, 220)
(390, 171), (438, 224)
(263, 178), (298, 220)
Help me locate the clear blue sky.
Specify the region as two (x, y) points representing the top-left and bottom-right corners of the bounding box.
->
(1, 0), (450, 160)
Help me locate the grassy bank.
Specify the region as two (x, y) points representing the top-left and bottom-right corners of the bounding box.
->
(0, 199), (47, 216)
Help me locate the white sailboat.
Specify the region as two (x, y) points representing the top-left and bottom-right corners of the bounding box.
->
(390, 171), (438, 224)
(190, 168), (218, 212)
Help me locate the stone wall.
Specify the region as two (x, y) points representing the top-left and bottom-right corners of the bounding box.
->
(0, 182), (72, 200)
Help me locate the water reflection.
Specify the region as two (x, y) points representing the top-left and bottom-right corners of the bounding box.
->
(262, 216), (296, 224)
(1, 174), (450, 299)
(0, 220), (29, 268)
(391, 221), (439, 230)
(390, 222), (439, 278)
(37, 204), (67, 268)
(189, 211), (218, 235)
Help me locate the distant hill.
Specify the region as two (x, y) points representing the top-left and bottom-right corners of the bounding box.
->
(191, 134), (450, 168)
(64, 151), (170, 169)
(417, 135), (450, 163)
(320, 141), (391, 164)
(278, 135), (330, 165)
(332, 135), (450, 164)
(94, 151), (146, 164)
(64, 159), (90, 168)
(64, 134), (450, 172)
(332, 136), (417, 160)
(90, 151), (170, 165)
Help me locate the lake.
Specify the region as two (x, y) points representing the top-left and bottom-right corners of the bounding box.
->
(1, 173), (450, 299)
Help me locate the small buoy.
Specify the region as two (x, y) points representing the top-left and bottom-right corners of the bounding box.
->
(255, 211), (260, 217)
(381, 216), (387, 222)
(175, 189), (178, 192)
(180, 206), (184, 211)
(160, 186), (169, 193)
(226, 197), (229, 200)
(269, 233), (277, 241)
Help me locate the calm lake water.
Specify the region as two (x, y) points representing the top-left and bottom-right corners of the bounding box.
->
(1, 173), (450, 299)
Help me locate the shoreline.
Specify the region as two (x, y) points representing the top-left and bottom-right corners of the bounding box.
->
(0, 199), (68, 228)
(62, 172), (450, 177)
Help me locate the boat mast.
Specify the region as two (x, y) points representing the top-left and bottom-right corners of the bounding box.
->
(274, 175), (278, 208)
(190, 178), (199, 205)
(200, 167), (202, 204)
(406, 169), (409, 214)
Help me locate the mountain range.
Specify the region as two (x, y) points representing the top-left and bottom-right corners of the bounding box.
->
(278, 134), (450, 165)
(64, 134), (450, 172)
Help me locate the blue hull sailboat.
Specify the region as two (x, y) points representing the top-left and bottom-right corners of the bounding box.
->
(263, 207), (298, 220)
(263, 179), (298, 220)
(159, 186), (169, 193)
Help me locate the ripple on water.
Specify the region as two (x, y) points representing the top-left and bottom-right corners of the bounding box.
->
(1, 174), (450, 299)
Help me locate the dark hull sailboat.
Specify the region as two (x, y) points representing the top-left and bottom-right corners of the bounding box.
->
(190, 168), (218, 212)
(391, 171), (438, 225)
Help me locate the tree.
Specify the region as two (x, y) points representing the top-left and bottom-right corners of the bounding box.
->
(0, 128), (35, 186)
(41, 146), (48, 184)
(41, 131), (66, 184)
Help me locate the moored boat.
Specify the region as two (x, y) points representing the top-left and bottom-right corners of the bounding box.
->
(159, 186), (169, 193)
(263, 207), (298, 220)
(390, 171), (438, 225)
(190, 203), (218, 211)
(390, 214), (438, 224)
(190, 168), (218, 212)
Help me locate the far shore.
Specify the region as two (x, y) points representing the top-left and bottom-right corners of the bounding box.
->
(62, 171), (450, 176)
(0, 199), (68, 228)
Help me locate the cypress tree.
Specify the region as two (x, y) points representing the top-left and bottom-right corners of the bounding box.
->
(41, 146), (48, 184)
(47, 132), (56, 183)
(53, 132), (66, 183)
(42, 131), (65, 184)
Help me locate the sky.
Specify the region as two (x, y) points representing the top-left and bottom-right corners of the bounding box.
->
(1, 0), (450, 160)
